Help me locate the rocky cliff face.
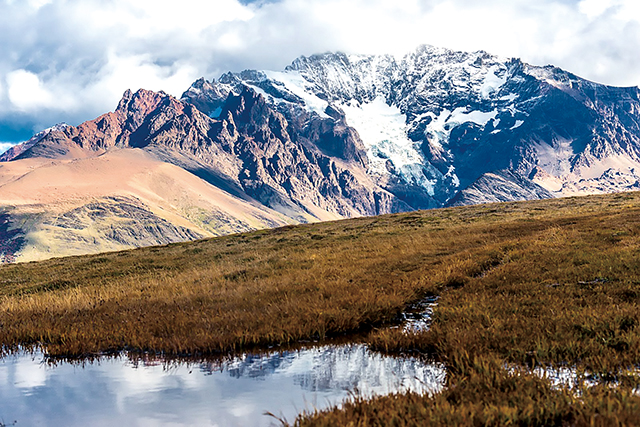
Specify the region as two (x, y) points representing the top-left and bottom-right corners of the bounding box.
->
(7, 45), (640, 215)
(447, 170), (555, 207)
(0, 123), (69, 162)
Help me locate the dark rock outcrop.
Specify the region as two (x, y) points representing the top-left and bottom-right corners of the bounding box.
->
(183, 45), (640, 208)
(46, 196), (203, 246)
(447, 170), (554, 206)
(0, 213), (25, 264)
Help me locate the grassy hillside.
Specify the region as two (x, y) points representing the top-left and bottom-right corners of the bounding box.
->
(1, 191), (640, 425)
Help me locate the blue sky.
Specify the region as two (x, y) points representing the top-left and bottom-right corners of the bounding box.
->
(0, 0), (639, 150)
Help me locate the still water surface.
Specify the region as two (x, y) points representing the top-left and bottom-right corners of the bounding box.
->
(0, 344), (445, 426)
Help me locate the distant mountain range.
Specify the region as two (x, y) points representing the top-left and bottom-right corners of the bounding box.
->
(1, 45), (639, 262)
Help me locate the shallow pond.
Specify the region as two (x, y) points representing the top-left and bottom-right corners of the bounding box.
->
(0, 345), (444, 426)
(0, 298), (443, 426)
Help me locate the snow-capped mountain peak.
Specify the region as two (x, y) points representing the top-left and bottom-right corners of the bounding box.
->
(180, 44), (640, 209)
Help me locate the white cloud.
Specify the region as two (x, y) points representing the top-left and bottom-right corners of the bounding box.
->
(579, 0), (615, 19)
(6, 0), (53, 8)
(616, 1), (640, 21)
(6, 69), (55, 112)
(78, 0), (253, 39)
(579, 0), (640, 21)
(81, 51), (200, 112)
(28, 0), (52, 9)
(0, 0), (640, 141)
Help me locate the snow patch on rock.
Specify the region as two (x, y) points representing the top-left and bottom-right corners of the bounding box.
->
(264, 70), (330, 118)
(424, 107), (498, 151)
(534, 138), (574, 178)
(450, 107), (499, 127)
(480, 66), (507, 98)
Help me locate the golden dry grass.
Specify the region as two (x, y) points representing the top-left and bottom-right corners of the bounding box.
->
(2, 191), (640, 425)
(0, 192), (638, 359)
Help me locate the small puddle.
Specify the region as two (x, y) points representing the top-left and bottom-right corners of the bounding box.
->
(528, 366), (640, 394)
(0, 298), (443, 426)
(397, 295), (438, 333)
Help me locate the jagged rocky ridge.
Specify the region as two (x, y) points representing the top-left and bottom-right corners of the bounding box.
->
(8, 85), (406, 222)
(2, 44), (640, 261)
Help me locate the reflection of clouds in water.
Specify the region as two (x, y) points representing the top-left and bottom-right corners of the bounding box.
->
(0, 364), (8, 387)
(0, 346), (445, 426)
(0, 298), (443, 425)
(14, 355), (47, 390)
(285, 345), (442, 396)
(94, 359), (211, 413)
(228, 400), (257, 418)
(530, 365), (640, 392)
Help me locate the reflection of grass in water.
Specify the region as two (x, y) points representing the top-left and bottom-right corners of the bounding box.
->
(296, 355), (640, 426)
(1, 192), (640, 423)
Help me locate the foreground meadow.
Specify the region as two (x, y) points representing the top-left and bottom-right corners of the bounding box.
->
(1, 192), (640, 424)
